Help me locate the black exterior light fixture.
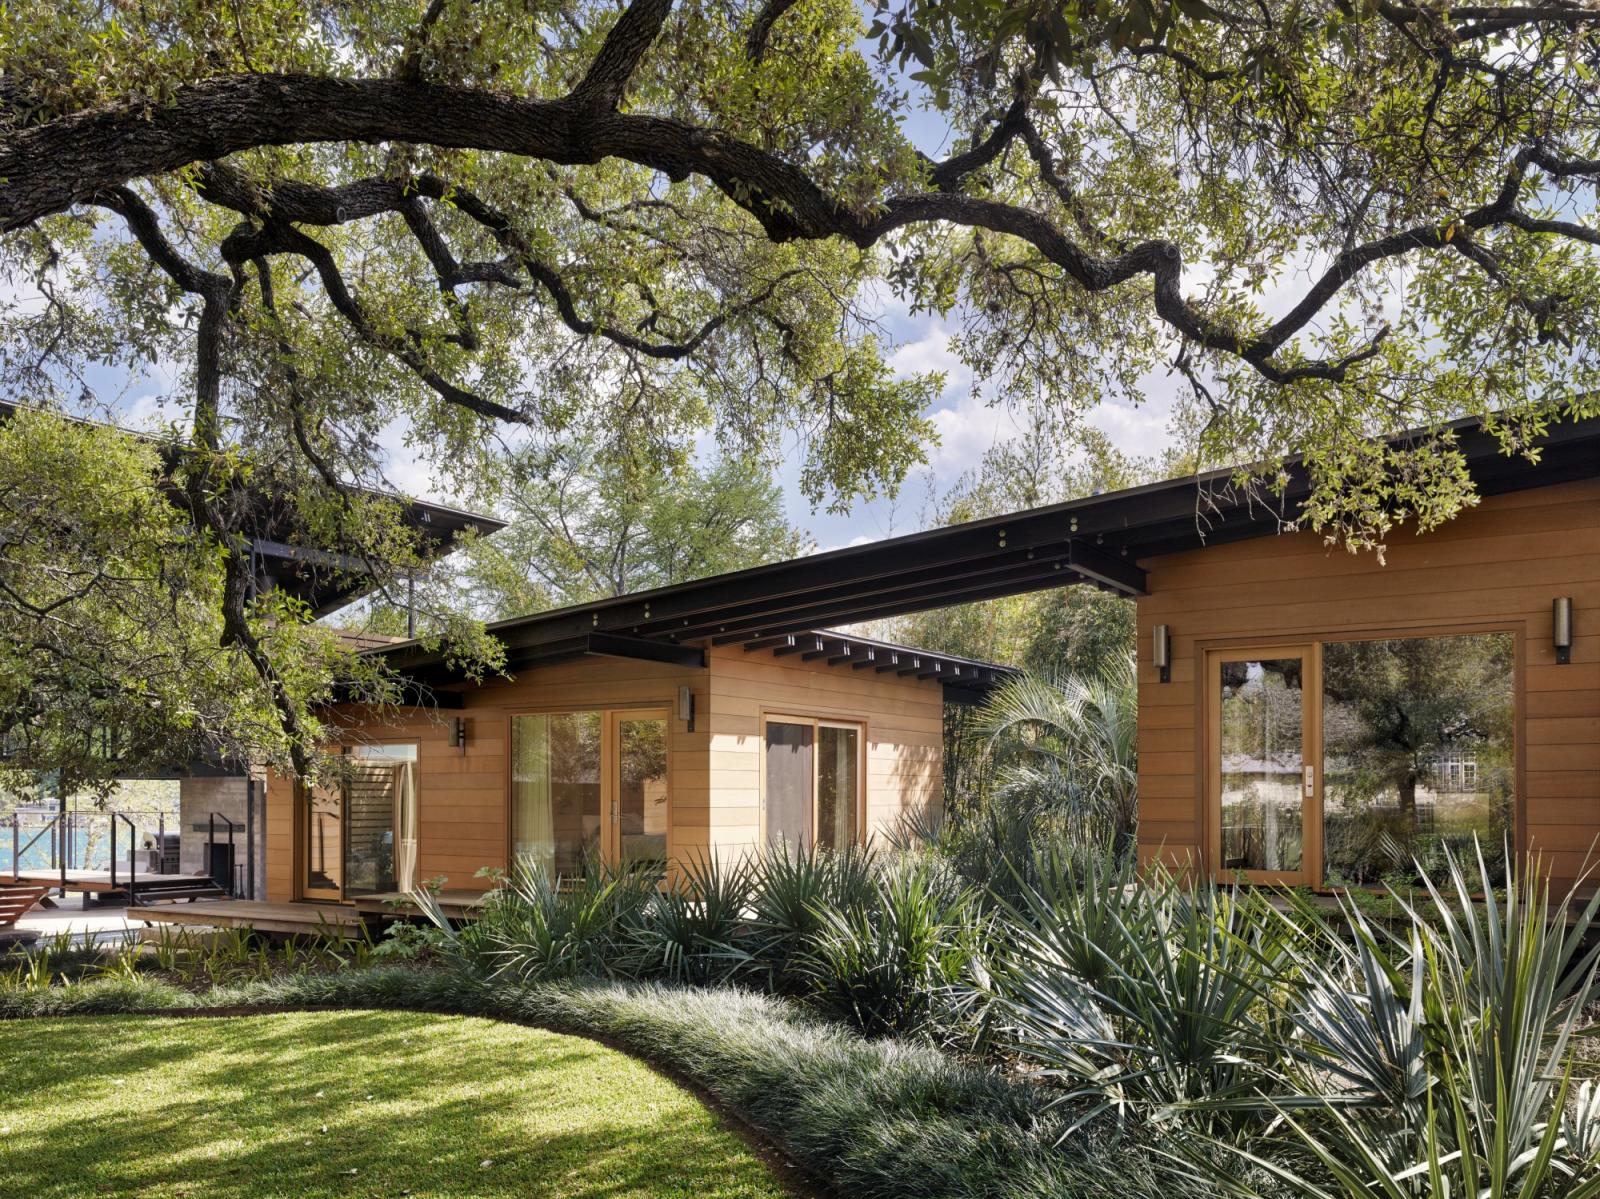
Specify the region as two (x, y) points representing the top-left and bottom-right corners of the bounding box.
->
(1153, 624), (1172, 683)
(449, 716), (467, 754)
(1554, 597), (1574, 665)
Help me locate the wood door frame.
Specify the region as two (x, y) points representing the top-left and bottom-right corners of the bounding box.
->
(501, 703), (676, 872)
(1203, 643), (1319, 887)
(294, 738), (420, 903)
(757, 710), (870, 850)
(1198, 621), (1526, 889)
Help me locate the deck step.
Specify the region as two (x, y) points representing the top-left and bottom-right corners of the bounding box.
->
(130, 878), (231, 903)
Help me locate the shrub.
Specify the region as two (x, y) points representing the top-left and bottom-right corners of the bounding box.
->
(799, 854), (983, 1039)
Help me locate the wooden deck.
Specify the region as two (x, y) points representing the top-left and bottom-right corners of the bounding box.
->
(127, 900), (365, 937)
(1, 868), (199, 895)
(349, 890), (487, 919)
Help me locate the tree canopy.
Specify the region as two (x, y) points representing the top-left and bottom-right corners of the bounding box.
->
(0, 0), (1596, 774)
(459, 437), (810, 618)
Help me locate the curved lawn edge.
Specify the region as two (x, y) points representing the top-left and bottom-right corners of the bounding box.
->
(0, 968), (1124, 1199)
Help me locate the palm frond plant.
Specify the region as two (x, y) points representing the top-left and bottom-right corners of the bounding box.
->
(975, 660), (1138, 861)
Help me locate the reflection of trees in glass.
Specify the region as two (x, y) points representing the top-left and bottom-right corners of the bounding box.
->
(619, 719), (668, 796)
(1219, 660), (1304, 873)
(1322, 634), (1513, 887)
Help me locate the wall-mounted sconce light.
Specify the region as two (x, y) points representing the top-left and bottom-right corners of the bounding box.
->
(677, 685), (696, 732)
(1554, 597), (1574, 665)
(1153, 624), (1171, 684)
(448, 716), (467, 754)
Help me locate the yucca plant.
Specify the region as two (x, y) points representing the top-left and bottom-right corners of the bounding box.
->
(993, 870), (1294, 1132)
(1179, 844), (1600, 1198)
(437, 854), (655, 980)
(800, 854), (983, 1039)
(617, 851), (756, 985)
(747, 840), (880, 990)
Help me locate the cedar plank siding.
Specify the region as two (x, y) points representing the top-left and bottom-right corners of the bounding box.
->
(1135, 477), (1600, 888)
(264, 644), (945, 901)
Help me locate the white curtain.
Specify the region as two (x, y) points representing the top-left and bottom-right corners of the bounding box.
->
(394, 761), (419, 893)
(511, 716), (555, 878)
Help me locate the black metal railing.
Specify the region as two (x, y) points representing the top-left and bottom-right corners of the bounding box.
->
(108, 812), (138, 904)
(208, 812), (241, 897)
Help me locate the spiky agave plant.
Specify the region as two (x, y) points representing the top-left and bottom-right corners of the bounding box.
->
(617, 851), (757, 986)
(1178, 843), (1600, 1198)
(799, 853), (985, 1040)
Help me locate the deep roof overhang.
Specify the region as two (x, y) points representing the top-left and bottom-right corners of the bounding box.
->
(0, 401), (506, 616)
(377, 411), (1600, 702)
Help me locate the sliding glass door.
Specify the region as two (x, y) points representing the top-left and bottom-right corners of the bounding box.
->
(510, 708), (670, 880)
(1208, 631), (1516, 889)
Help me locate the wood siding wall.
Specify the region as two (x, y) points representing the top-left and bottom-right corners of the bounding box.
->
(264, 644), (945, 901)
(1135, 477), (1600, 886)
(702, 643), (945, 856)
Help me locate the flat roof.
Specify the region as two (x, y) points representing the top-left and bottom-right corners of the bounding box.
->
(379, 411), (1600, 702)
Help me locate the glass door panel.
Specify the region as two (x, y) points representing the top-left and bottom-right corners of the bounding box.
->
(617, 712), (669, 874)
(343, 746), (417, 897)
(302, 779), (344, 899)
(1214, 653), (1310, 883)
(764, 720), (814, 851)
(511, 712), (603, 879)
(816, 724), (860, 851)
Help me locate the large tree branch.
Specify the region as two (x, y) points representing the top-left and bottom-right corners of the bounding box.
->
(9, 67), (1598, 388)
(89, 186), (317, 777)
(570, 0), (675, 111)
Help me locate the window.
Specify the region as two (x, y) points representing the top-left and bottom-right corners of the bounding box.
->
(1322, 632), (1514, 888)
(763, 717), (862, 852)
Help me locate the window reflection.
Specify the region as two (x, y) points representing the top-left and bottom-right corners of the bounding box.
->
(1219, 658), (1305, 873)
(1322, 633), (1514, 887)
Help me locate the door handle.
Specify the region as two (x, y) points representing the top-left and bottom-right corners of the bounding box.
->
(1303, 765), (1315, 798)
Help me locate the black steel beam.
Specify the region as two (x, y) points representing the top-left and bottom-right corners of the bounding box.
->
(586, 631), (706, 668)
(640, 543), (1073, 641)
(1066, 539), (1147, 594)
(709, 559), (1083, 646)
(730, 566), (1107, 644)
(851, 650), (878, 669)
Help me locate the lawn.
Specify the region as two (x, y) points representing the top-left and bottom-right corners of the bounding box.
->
(0, 1010), (794, 1199)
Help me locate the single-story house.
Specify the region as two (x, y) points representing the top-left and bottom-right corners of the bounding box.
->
(264, 634), (1010, 903)
(243, 412), (1597, 912)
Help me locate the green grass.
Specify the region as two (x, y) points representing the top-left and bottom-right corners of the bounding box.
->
(0, 1010), (792, 1199)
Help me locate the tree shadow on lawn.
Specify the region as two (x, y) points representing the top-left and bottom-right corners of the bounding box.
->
(1, 1011), (790, 1199)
